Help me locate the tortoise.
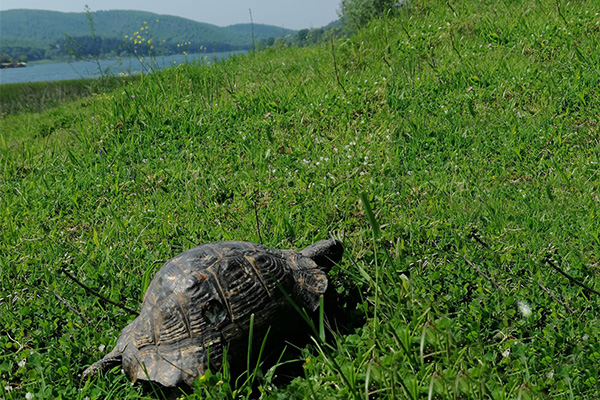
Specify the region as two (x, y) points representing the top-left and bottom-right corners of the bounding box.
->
(82, 239), (343, 388)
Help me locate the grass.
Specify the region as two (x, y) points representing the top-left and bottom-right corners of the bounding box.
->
(1, 0), (600, 398)
(0, 76), (140, 116)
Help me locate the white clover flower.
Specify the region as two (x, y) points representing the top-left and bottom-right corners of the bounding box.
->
(502, 348), (511, 358)
(518, 301), (532, 318)
(25, 392), (34, 400)
(4, 385), (13, 392)
(18, 359), (26, 368)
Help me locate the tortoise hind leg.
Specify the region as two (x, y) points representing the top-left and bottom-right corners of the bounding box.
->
(82, 349), (123, 383)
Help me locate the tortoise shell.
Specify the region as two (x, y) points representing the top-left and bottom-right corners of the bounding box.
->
(82, 239), (343, 387)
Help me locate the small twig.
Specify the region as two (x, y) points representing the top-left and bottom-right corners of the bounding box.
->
(555, 0), (568, 25)
(470, 228), (490, 249)
(253, 190), (263, 245)
(545, 256), (600, 297)
(224, 75), (236, 95)
(53, 290), (95, 326)
(400, 23), (411, 40)
(7, 332), (25, 352)
(446, 1), (457, 17)
(536, 281), (576, 316)
(381, 55), (393, 71)
(61, 267), (137, 315)
(249, 9), (256, 53)
(450, 32), (462, 60)
(464, 257), (503, 291)
(330, 37), (347, 95)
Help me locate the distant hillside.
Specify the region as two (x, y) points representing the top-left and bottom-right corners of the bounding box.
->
(224, 23), (293, 40)
(0, 9), (296, 62)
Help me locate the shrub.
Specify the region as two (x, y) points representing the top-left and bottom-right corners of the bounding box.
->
(339, 0), (403, 31)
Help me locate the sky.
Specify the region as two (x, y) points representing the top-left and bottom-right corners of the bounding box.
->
(0, 0), (341, 30)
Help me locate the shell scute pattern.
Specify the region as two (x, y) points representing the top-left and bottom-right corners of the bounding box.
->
(156, 294), (190, 344)
(82, 239), (343, 388)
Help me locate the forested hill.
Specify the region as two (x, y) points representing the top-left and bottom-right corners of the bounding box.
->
(0, 9), (297, 62)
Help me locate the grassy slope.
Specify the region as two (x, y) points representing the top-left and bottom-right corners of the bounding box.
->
(1, 0), (600, 398)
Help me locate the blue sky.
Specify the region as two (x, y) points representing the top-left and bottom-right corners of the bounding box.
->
(0, 0), (341, 30)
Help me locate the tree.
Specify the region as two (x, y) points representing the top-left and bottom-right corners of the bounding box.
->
(0, 53), (12, 63)
(296, 29), (310, 44)
(339, 0), (404, 32)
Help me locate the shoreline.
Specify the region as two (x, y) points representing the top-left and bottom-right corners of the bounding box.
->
(0, 50), (244, 85)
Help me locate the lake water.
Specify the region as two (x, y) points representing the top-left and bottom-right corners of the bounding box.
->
(0, 51), (241, 84)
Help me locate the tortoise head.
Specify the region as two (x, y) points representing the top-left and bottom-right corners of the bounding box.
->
(300, 239), (343, 273)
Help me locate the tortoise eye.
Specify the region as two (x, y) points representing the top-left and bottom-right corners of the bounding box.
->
(203, 299), (227, 325)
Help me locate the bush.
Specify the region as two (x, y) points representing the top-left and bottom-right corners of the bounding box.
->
(339, 0), (404, 31)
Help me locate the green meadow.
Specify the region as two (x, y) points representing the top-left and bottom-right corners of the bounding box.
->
(1, 0), (599, 398)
